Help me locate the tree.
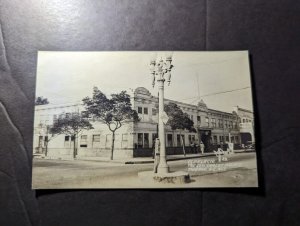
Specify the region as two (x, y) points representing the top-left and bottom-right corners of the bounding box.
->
(164, 102), (196, 156)
(49, 113), (93, 159)
(35, 96), (49, 105)
(83, 87), (139, 160)
(41, 124), (58, 157)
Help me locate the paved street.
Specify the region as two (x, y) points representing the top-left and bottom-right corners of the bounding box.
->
(32, 152), (258, 189)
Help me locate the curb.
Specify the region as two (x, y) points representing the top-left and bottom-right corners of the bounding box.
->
(34, 151), (255, 164)
(125, 154), (215, 164)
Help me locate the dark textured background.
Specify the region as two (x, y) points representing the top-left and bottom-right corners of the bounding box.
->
(0, 0), (299, 225)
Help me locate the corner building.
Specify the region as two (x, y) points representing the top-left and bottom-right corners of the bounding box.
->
(33, 87), (255, 159)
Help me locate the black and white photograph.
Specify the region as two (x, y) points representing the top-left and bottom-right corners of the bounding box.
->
(32, 51), (257, 188)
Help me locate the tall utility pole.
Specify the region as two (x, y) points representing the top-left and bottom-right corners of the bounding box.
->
(196, 72), (201, 147)
(150, 53), (174, 174)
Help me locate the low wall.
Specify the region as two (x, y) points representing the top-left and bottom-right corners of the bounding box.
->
(44, 144), (242, 159)
(46, 148), (73, 156)
(77, 148), (133, 159)
(46, 147), (133, 159)
(133, 146), (200, 158)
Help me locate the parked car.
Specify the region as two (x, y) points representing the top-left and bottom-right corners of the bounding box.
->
(245, 141), (255, 151)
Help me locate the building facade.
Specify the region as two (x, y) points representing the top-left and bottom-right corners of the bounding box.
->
(33, 87), (255, 159)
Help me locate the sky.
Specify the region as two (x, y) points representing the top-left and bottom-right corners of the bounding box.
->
(36, 51), (254, 113)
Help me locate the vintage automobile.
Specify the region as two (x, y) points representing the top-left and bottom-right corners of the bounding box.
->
(245, 141), (255, 151)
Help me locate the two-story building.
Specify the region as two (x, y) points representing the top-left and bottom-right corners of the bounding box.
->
(33, 87), (255, 159)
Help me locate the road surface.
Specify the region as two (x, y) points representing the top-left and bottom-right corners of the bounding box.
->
(32, 152), (258, 189)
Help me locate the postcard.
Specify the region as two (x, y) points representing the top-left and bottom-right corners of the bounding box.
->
(32, 51), (258, 188)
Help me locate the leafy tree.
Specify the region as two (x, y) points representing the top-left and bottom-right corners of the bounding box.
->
(41, 125), (59, 157)
(83, 87), (139, 160)
(35, 96), (49, 105)
(164, 102), (196, 156)
(49, 113), (93, 159)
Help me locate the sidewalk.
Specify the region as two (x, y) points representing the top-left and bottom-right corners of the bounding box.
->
(35, 153), (214, 164)
(123, 153), (215, 164)
(34, 149), (254, 164)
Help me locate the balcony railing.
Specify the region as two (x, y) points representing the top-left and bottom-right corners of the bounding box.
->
(239, 122), (253, 129)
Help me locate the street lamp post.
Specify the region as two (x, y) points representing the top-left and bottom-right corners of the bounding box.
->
(150, 53), (174, 174)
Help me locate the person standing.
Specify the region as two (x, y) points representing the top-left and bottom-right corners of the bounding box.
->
(153, 138), (160, 173)
(200, 141), (205, 154)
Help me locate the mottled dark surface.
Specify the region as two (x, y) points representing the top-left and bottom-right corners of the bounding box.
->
(0, 1), (299, 225)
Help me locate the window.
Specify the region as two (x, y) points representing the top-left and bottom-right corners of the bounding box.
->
(224, 120), (228, 128)
(144, 133), (149, 148)
(211, 118), (216, 128)
(80, 135), (88, 147)
(213, 135), (218, 144)
(205, 117), (209, 127)
(197, 116), (201, 122)
(152, 108), (157, 116)
(218, 119), (223, 128)
(92, 134), (100, 148)
(220, 136), (224, 143)
(138, 107), (143, 114)
(64, 136), (70, 148)
(225, 136), (229, 142)
(93, 135), (100, 142)
(137, 133), (143, 148)
(144, 107), (148, 115)
(167, 134), (173, 147)
(136, 133), (150, 148)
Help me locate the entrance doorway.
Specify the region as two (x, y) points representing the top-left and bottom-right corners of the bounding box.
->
(240, 133), (252, 145)
(199, 130), (211, 152)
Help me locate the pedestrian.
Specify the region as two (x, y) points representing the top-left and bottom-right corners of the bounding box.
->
(190, 141), (195, 153)
(153, 138), (160, 173)
(195, 143), (199, 154)
(152, 138), (155, 159)
(200, 141), (204, 154)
